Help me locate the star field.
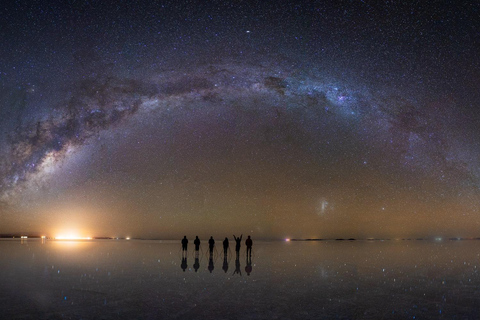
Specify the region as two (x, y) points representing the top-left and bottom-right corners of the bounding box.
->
(0, 1), (479, 239)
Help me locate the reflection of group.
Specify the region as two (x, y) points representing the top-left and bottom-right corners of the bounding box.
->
(180, 235), (253, 275)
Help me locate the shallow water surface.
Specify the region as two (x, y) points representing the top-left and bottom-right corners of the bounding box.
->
(1, 239), (480, 319)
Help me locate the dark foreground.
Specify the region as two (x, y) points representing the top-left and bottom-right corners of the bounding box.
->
(1, 239), (480, 319)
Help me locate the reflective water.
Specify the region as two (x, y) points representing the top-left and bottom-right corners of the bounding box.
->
(1, 239), (480, 319)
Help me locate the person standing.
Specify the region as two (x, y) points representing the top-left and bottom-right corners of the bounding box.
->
(233, 234), (242, 257)
(208, 236), (215, 255)
(223, 237), (229, 255)
(245, 235), (253, 256)
(194, 236), (201, 252)
(181, 235), (188, 252)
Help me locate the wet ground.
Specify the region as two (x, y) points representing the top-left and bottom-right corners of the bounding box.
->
(1, 239), (480, 319)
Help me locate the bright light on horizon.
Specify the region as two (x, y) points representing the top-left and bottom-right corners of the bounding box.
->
(55, 235), (92, 240)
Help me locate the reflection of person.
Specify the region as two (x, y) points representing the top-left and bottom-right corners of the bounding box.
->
(245, 254), (252, 275)
(222, 254), (229, 273)
(181, 257), (188, 272)
(181, 236), (188, 252)
(208, 236), (215, 255)
(233, 255), (241, 276)
(223, 237), (229, 255)
(245, 235), (252, 256)
(193, 256), (200, 272)
(194, 236), (200, 251)
(233, 234), (242, 256)
(208, 256), (214, 273)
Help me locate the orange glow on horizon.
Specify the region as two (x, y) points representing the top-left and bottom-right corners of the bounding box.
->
(55, 235), (92, 240)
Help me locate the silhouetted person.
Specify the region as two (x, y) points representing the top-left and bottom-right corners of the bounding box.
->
(208, 256), (214, 273)
(181, 256), (188, 272)
(193, 256), (200, 272)
(245, 254), (252, 276)
(208, 236), (215, 255)
(223, 237), (229, 255)
(222, 254), (229, 273)
(245, 235), (253, 256)
(233, 234), (242, 257)
(181, 236), (188, 252)
(233, 255), (242, 276)
(194, 236), (200, 251)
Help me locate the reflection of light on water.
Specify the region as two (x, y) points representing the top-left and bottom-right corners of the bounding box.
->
(52, 237), (94, 250)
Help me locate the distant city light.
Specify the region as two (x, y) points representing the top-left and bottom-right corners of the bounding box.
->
(285, 238), (291, 242)
(126, 237), (131, 240)
(20, 236), (28, 239)
(41, 236), (46, 239)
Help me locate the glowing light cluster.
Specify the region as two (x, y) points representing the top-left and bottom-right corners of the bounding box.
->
(55, 235), (92, 240)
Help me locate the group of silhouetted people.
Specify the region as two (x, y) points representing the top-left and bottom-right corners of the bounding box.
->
(181, 235), (253, 257)
(180, 235), (253, 275)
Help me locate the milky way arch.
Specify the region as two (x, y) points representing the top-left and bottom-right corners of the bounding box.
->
(0, 61), (477, 208)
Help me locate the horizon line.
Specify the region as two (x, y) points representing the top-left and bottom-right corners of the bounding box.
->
(1, 234), (479, 241)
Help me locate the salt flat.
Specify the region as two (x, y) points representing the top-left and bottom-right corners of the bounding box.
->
(1, 239), (479, 319)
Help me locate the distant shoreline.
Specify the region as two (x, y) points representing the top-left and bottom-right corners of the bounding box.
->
(1, 235), (480, 241)
(286, 237), (480, 241)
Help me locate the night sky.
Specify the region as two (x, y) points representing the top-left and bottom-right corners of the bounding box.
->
(1, 1), (479, 239)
